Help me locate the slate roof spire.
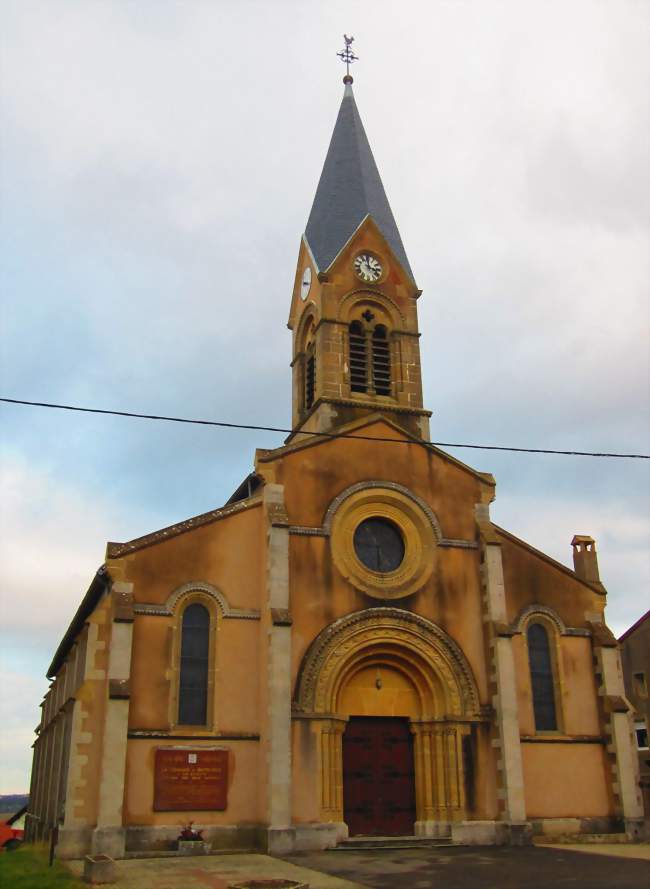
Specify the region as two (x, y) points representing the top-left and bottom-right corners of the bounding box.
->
(304, 78), (415, 282)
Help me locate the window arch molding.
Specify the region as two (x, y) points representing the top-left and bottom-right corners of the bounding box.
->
(296, 311), (318, 414)
(169, 588), (219, 730)
(519, 608), (565, 734)
(513, 604), (567, 636)
(337, 289), (404, 328)
(296, 307), (319, 354)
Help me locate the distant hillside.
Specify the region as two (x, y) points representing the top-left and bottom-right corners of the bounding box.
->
(0, 795), (29, 816)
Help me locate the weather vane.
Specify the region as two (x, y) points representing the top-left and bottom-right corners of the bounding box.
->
(337, 34), (358, 83)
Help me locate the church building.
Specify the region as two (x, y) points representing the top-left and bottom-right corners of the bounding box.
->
(26, 71), (644, 859)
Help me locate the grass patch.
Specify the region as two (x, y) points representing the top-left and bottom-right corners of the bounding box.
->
(0, 844), (82, 888)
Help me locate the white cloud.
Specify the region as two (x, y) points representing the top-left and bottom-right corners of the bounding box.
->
(0, 456), (154, 642)
(0, 670), (46, 794)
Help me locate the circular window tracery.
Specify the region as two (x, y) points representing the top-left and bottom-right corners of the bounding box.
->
(353, 517), (404, 572)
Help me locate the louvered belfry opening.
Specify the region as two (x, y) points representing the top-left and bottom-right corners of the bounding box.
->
(305, 348), (316, 410)
(349, 321), (368, 393)
(372, 325), (391, 396)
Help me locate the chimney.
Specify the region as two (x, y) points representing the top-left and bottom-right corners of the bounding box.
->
(571, 535), (601, 585)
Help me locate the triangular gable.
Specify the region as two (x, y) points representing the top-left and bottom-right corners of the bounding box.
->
(256, 412), (495, 488)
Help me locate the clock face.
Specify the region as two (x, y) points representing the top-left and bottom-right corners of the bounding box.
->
(354, 253), (383, 283)
(300, 266), (312, 300)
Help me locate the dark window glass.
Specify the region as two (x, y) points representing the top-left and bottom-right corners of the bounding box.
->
(349, 321), (367, 393)
(353, 518), (404, 573)
(178, 603), (210, 725)
(372, 325), (391, 395)
(528, 623), (557, 731)
(305, 350), (315, 409)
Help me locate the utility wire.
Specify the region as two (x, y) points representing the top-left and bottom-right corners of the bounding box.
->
(1, 397), (648, 459)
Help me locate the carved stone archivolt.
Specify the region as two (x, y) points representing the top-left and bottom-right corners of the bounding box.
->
(294, 608), (481, 829)
(294, 608), (480, 719)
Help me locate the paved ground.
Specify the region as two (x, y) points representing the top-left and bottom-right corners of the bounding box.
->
(283, 844), (650, 889)
(65, 852), (365, 889)
(542, 842), (650, 860)
(63, 844), (650, 889)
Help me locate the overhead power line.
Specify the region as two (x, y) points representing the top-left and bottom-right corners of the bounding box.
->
(1, 397), (648, 459)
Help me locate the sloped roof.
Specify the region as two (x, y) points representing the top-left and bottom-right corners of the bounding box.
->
(304, 82), (414, 281)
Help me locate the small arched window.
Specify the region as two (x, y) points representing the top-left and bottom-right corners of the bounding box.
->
(372, 325), (391, 396)
(527, 622), (557, 731)
(349, 321), (367, 393)
(178, 603), (210, 725)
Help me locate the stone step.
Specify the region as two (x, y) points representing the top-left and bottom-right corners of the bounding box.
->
(533, 833), (628, 846)
(332, 835), (453, 851)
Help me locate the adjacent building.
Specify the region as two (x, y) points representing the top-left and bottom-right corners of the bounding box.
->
(619, 610), (650, 816)
(25, 75), (644, 859)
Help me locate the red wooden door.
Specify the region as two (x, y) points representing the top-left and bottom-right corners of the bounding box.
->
(342, 716), (416, 836)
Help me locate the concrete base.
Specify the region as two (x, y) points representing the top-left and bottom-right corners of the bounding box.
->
(266, 827), (296, 856)
(537, 818), (581, 836)
(57, 826), (94, 860)
(415, 820), (451, 838)
(530, 816), (623, 838)
(451, 821), (504, 846)
(125, 824), (264, 853)
(91, 827), (126, 860)
(294, 822), (341, 851)
(451, 820), (532, 846)
(83, 854), (116, 884)
(506, 822), (533, 846)
(625, 818), (647, 842)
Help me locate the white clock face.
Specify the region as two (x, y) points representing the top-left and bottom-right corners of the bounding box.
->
(354, 253), (382, 283)
(300, 266), (312, 300)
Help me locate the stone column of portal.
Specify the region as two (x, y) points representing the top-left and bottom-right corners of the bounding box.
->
(478, 512), (529, 844)
(587, 621), (644, 838)
(91, 585), (134, 859)
(264, 484), (294, 855)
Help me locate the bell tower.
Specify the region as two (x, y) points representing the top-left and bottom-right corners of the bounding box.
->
(287, 66), (431, 442)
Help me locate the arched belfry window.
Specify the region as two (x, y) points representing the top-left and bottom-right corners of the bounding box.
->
(178, 603), (210, 725)
(349, 313), (392, 396)
(527, 622), (557, 731)
(349, 321), (367, 393)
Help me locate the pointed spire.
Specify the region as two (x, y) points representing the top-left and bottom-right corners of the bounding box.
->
(304, 81), (415, 282)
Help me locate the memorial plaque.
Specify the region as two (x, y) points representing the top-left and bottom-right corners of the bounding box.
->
(154, 748), (228, 811)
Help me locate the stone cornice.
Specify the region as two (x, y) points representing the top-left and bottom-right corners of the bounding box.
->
(107, 496), (262, 559)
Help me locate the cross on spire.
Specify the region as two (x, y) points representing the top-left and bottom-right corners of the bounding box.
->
(337, 34), (358, 83)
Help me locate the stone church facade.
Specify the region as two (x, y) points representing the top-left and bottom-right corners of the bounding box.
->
(26, 78), (644, 859)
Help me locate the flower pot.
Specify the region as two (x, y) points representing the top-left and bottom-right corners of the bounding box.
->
(177, 839), (212, 855)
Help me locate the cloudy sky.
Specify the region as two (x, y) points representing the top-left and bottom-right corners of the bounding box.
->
(1, 0), (648, 794)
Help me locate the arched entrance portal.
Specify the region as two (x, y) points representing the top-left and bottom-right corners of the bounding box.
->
(294, 608), (481, 837)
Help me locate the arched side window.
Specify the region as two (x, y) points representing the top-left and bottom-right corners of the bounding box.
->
(349, 321), (367, 393)
(178, 603), (210, 725)
(372, 325), (391, 396)
(527, 622), (557, 731)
